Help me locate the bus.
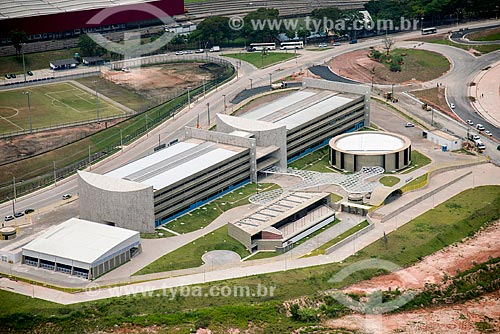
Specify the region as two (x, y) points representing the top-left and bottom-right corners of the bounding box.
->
(280, 41), (304, 50)
(248, 42), (276, 51)
(421, 27), (437, 35)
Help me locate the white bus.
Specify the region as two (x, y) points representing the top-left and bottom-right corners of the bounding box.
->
(280, 41), (304, 50)
(421, 27), (437, 35)
(248, 42), (276, 51)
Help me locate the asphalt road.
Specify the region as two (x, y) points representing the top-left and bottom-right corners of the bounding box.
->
(450, 24), (500, 45)
(1, 19), (500, 224)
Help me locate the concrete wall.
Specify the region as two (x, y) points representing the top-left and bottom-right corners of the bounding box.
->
(427, 132), (462, 151)
(185, 127), (258, 181)
(302, 77), (371, 126)
(78, 172), (155, 233)
(256, 239), (282, 251)
(228, 222), (252, 250)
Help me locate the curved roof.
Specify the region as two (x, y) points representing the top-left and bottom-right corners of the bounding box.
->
(330, 131), (411, 154)
(78, 170), (151, 192)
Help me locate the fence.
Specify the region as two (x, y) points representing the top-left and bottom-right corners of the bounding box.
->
(0, 69), (100, 90)
(0, 58), (235, 203)
(0, 113), (131, 139)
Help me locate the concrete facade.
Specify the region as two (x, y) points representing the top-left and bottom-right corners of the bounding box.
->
(329, 131), (412, 172)
(78, 171), (155, 233)
(424, 130), (462, 151)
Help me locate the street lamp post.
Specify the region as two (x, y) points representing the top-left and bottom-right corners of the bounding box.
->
(391, 83), (394, 96)
(120, 128), (123, 152)
(249, 78), (253, 89)
(21, 43), (27, 84)
(12, 176), (16, 216)
(222, 94), (227, 113)
(23, 91), (32, 134)
(187, 86), (191, 109)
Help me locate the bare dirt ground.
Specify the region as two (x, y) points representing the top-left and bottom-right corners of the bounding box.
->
(410, 86), (463, 123)
(323, 220), (500, 333)
(104, 63), (218, 100)
(0, 118), (125, 165)
(324, 291), (500, 334)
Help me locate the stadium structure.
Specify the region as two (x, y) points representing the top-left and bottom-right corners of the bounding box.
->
(329, 131), (412, 172)
(78, 78), (370, 233)
(21, 218), (141, 280)
(0, 0), (184, 42)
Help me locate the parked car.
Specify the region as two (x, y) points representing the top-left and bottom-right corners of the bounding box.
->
(24, 208), (35, 214)
(476, 124), (485, 131)
(4, 215), (14, 221)
(175, 51), (184, 55)
(10, 73), (16, 78)
(349, 39), (358, 44)
(472, 134), (480, 141)
(497, 144), (500, 151)
(4, 74), (11, 79)
(318, 43), (327, 48)
(122, 67), (130, 72)
(405, 122), (415, 127)
(466, 119), (474, 126)
(14, 212), (24, 218)
(484, 130), (492, 136)
(332, 42), (341, 46)
(449, 103), (455, 109)
(27, 70), (33, 76)
(62, 194), (72, 200)
(195, 49), (204, 53)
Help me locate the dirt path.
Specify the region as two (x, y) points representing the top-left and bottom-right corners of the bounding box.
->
(343, 220), (500, 294)
(325, 291), (500, 334)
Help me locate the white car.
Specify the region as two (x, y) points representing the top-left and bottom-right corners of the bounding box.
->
(318, 43), (327, 48)
(466, 119), (474, 126)
(449, 103), (455, 109)
(472, 135), (480, 141)
(484, 130), (492, 136)
(476, 124), (485, 131)
(175, 51), (184, 55)
(332, 42), (341, 46)
(62, 194), (72, 200)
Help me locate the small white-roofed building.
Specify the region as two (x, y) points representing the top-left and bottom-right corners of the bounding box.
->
(21, 218), (140, 280)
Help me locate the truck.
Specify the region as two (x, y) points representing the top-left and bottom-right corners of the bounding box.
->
(209, 46), (220, 52)
(271, 81), (288, 90)
(421, 103), (432, 111)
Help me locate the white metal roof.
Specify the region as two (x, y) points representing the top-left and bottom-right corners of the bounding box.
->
(0, 0), (161, 20)
(335, 132), (405, 152)
(22, 218), (139, 265)
(240, 90), (354, 130)
(105, 140), (245, 191)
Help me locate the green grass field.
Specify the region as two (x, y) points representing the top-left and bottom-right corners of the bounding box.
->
(223, 52), (297, 68)
(0, 48), (80, 75)
(135, 225), (249, 274)
(288, 146), (338, 173)
(380, 176), (400, 187)
(0, 81), (127, 134)
(418, 34), (500, 54)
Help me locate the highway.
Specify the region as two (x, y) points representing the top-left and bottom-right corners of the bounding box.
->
(1, 19), (499, 225)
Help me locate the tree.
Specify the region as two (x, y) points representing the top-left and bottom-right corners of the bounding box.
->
(382, 35), (395, 55)
(77, 34), (105, 57)
(242, 8), (280, 42)
(196, 16), (233, 44)
(10, 30), (28, 56)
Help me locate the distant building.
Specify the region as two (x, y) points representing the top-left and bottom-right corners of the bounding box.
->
(0, 0), (184, 43)
(49, 58), (79, 70)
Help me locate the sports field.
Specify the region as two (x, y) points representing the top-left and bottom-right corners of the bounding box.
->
(0, 81), (127, 135)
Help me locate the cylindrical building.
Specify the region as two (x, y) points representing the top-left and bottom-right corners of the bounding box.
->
(329, 131), (412, 172)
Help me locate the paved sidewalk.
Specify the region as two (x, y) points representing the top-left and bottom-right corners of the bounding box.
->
(470, 60), (500, 129)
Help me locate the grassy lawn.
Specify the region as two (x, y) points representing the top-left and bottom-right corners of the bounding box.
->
(416, 34), (500, 54)
(135, 225), (249, 274)
(330, 193), (343, 203)
(288, 146), (338, 173)
(464, 27), (500, 42)
(244, 251), (280, 261)
(371, 48), (450, 83)
(0, 82), (127, 134)
(411, 86), (448, 111)
(401, 150), (431, 174)
(167, 183), (280, 234)
(76, 77), (146, 111)
(0, 48), (80, 75)
(380, 176), (400, 187)
(140, 229), (177, 239)
(223, 52), (297, 68)
(401, 173), (429, 192)
(304, 220), (370, 257)
(0, 186), (498, 333)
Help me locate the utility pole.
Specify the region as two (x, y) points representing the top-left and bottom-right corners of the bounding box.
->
(120, 128), (123, 152)
(13, 177), (17, 216)
(53, 161), (57, 186)
(249, 78), (253, 89)
(88, 145), (91, 170)
(187, 86), (191, 109)
(222, 94), (226, 113)
(94, 80), (100, 123)
(23, 91), (32, 134)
